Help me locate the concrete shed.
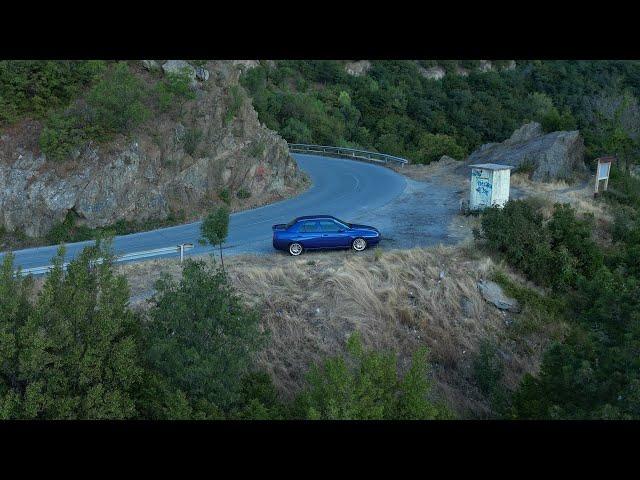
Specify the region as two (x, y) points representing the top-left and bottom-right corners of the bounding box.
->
(469, 163), (513, 210)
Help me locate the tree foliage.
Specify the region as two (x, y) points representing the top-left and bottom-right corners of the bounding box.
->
(143, 259), (264, 418)
(0, 244), (145, 419)
(200, 206), (230, 266)
(292, 333), (452, 420)
(477, 173), (640, 419)
(241, 60), (640, 166)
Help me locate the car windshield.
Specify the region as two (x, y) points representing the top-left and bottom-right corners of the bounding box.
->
(333, 217), (351, 228)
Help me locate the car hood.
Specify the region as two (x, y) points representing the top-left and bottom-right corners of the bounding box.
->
(349, 223), (379, 233)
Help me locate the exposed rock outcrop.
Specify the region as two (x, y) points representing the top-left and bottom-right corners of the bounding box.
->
(345, 60), (371, 77)
(478, 280), (521, 313)
(162, 60), (196, 81)
(0, 61), (305, 237)
(142, 60), (161, 71)
(418, 65), (446, 80)
(466, 122), (587, 181)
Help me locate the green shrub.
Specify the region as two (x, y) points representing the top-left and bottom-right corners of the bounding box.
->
(182, 127), (202, 156)
(415, 132), (466, 164)
(478, 200), (601, 290)
(236, 188), (251, 199)
(154, 69), (195, 113)
(39, 106), (92, 161)
(292, 333), (452, 420)
(46, 211), (94, 244)
(225, 85), (243, 124)
(85, 62), (150, 134)
(247, 140), (266, 158)
(39, 62), (150, 162)
(218, 188), (231, 205)
(0, 60), (106, 125)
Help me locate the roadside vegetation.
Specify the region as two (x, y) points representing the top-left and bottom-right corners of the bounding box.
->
(473, 169), (640, 418)
(0, 246), (453, 419)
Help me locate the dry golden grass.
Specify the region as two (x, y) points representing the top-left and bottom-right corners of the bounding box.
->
(510, 172), (611, 221)
(118, 245), (560, 418)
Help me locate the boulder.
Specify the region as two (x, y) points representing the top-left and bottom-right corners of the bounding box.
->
(232, 60), (260, 71)
(466, 122), (588, 181)
(477, 280), (521, 313)
(162, 60), (196, 81)
(141, 60), (161, 71)
(419, 65), (445, 80)
(345, 60), (371, 77)
(478, 60), (493, 72)
(505, 122), (543, 144)
(195, 66), (210, 81)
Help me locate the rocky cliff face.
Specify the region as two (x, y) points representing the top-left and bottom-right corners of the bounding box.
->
(0, 61), (305, 237)
(465, 122), (588, 181)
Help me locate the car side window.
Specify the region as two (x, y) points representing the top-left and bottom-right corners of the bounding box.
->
(319, 220), (341, 232)
(300, 221), (320, 233)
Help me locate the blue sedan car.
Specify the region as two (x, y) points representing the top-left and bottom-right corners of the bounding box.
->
(272, 215), (381, 256)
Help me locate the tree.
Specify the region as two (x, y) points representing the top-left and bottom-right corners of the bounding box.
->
(144, 259), (264, 417)
(200, 206), (230, 269)
(416, 132), (465, 164)
(85, 61), (150, 135)
(1, 244), (145, 419)
(0, 254), (34, 418)
(292, 333), (452, 420)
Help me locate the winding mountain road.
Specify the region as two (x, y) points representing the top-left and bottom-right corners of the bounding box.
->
(3, 154), (413, 271)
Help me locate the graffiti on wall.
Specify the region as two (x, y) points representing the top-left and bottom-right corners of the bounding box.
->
(472, 169), (492, 206)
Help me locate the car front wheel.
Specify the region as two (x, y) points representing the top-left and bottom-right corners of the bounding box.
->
(352, 238), (367, 252)
(289, 242), (303, 256)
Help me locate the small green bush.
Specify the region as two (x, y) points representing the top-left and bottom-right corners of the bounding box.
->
(154, 69), (195, 113)
(248, 140), (266, 158)
(225, 85), (243, 124)
(39, 62), (150, 162)
(182, 127), (202, 156)
(236, 188), (251, 199)
(86, 62), (150, 134)
(46, 211), (94, 244)
(0, 60), (106, 125)
(478, 200), (601, 290)
(219, 188), (231, 205)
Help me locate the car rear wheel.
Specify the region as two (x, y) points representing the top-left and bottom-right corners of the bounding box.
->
(289, 242), (303, 256)
(352, 238), (367, 252)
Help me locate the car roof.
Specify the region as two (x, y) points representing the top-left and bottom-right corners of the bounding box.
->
(294, 215), (343, 223)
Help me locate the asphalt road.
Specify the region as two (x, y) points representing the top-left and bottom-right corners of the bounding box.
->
(3, 154), (408, 270)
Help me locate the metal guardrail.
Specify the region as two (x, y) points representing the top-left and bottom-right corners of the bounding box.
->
(17, 243), (194, 276)
(289, 144), (409, 167)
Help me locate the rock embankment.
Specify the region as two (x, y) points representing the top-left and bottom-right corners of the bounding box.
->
(465, 122), (588, 181)
(0, 60), (305, 238)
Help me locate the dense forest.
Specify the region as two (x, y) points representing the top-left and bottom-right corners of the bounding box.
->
(241, 60), (640, 166)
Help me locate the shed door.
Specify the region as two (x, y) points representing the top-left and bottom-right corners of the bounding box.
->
(471, 168), (493, 209)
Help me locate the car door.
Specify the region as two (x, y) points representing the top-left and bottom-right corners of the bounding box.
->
(296, 221), (322, 249)
(318, 220), (350, 248)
